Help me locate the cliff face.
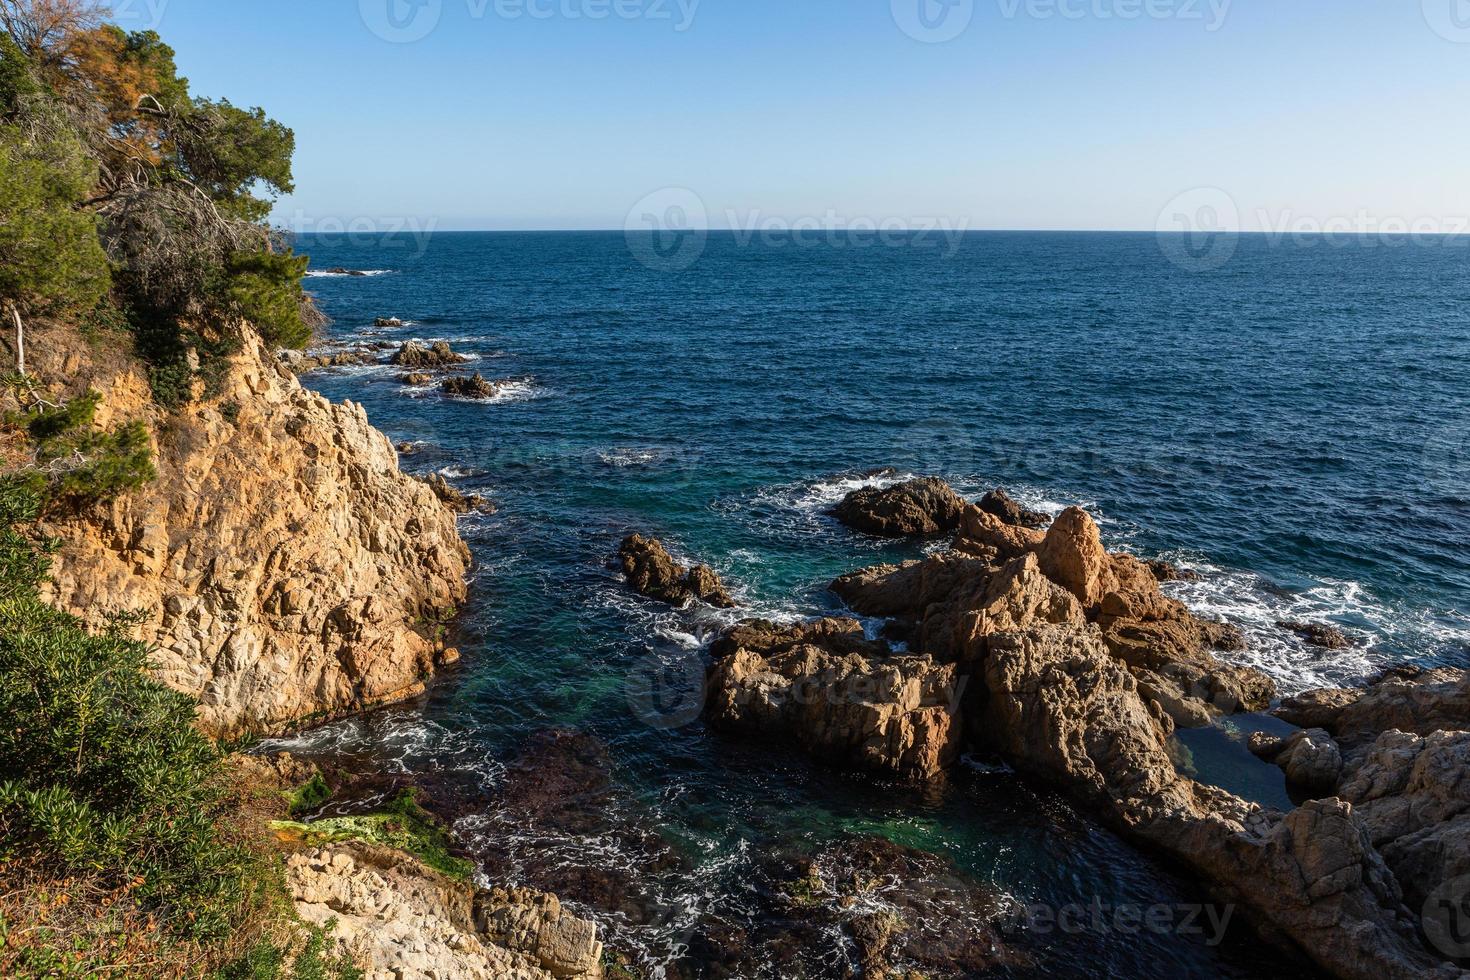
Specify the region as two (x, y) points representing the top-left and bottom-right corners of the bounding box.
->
(31, 321), (470, 737)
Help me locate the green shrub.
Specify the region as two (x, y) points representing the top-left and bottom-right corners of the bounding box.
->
(8, 390), (156, 508)
(0, 477), (253, 943)
(220, 251), (314, 350)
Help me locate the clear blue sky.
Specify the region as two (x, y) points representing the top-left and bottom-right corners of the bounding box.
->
(122, 0), (1470, 232)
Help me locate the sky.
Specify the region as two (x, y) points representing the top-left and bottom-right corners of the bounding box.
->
(114, 0), (1470, 233)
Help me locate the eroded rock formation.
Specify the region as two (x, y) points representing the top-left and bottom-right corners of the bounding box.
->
(705, 617), (962, 779)
(32, 322), (471, 738)
(287, 844), (603, 980)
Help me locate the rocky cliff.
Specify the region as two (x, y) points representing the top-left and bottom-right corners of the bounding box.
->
(23, 318), (470, 737)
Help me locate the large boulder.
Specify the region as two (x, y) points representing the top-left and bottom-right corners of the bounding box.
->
(617, 534), (735, 608)
(831, 477), (967, 537)
(1249, 728), (1345, 795)
(705, 620), (962, 779)
(1036, 506), (1118, 609)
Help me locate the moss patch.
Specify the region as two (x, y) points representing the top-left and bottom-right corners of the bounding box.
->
(271, 790), (473, 881)
(285, 774), (331, 818)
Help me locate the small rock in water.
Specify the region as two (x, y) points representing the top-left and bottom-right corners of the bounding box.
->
(832, 476), (967, 537)
(374, 317), (405, 327)
(441, 373), (500, 400)
(399, 372), (433, 386)
(396, 441), (419, 456)
(1278, 620), (1354, 650)
(1146, 558), (1201, 582)
(422, 473), (494, 514)
(393, 340), (467, 368)
(618, 534), (736, 608)
(976, 488), (1051, 529)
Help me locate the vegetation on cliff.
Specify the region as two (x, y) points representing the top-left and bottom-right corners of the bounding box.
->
(0, 476), (358, 977)
(0, 4), (361, 975)
(0, 0), (315, 407)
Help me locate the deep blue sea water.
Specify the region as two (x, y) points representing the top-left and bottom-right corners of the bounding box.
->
(269, 231), (1470, 979)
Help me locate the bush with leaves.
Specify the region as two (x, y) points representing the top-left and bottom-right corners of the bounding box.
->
(0, 477), (254, 940)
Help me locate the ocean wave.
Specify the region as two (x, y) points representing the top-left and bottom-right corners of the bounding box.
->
(1161, 556), (1470, 693)
(595, 447), (676, 469)
(256, 714), (506, 793)
(305, 269), (393, 278)
(400, 377), (546, 404)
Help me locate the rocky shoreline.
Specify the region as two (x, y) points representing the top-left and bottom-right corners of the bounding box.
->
(618, 477), (1469, 979)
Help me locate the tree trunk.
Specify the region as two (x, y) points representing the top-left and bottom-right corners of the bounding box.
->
(10, 304), (23, 377)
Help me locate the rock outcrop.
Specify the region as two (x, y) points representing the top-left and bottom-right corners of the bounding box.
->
(1269, 668), (1470, 922)
(976, 625), (1460, 980)
(705, 617), (962, 779)
(833, 503), (1272, 727)
(1276, 667), (1469, 746)
(442, 373), (502, 400)
(287, 844), (603, 980)
(392, 339), (466, 368)
(32, 322), (470, 738)
(831, 476), (967, 537)
(617, 534), (735, 608)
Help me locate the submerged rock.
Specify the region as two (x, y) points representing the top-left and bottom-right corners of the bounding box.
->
(423, 473), (495, 515)
(617, 534), (735, 608)
(831, 476), (967, 537)
(393, 339), (468, 368)
(1278, 619), (1355, 650)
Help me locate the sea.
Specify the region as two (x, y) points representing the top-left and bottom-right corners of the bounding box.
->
(266, 230), (1470, 978)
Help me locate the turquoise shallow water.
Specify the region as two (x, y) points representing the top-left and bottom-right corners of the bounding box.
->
(268, 231), (1469, 978)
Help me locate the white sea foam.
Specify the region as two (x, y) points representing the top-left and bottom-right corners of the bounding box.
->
(1159, 555), (1470, 693)
(305, 269), (393, 278)
(596, 447), (675, 469)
